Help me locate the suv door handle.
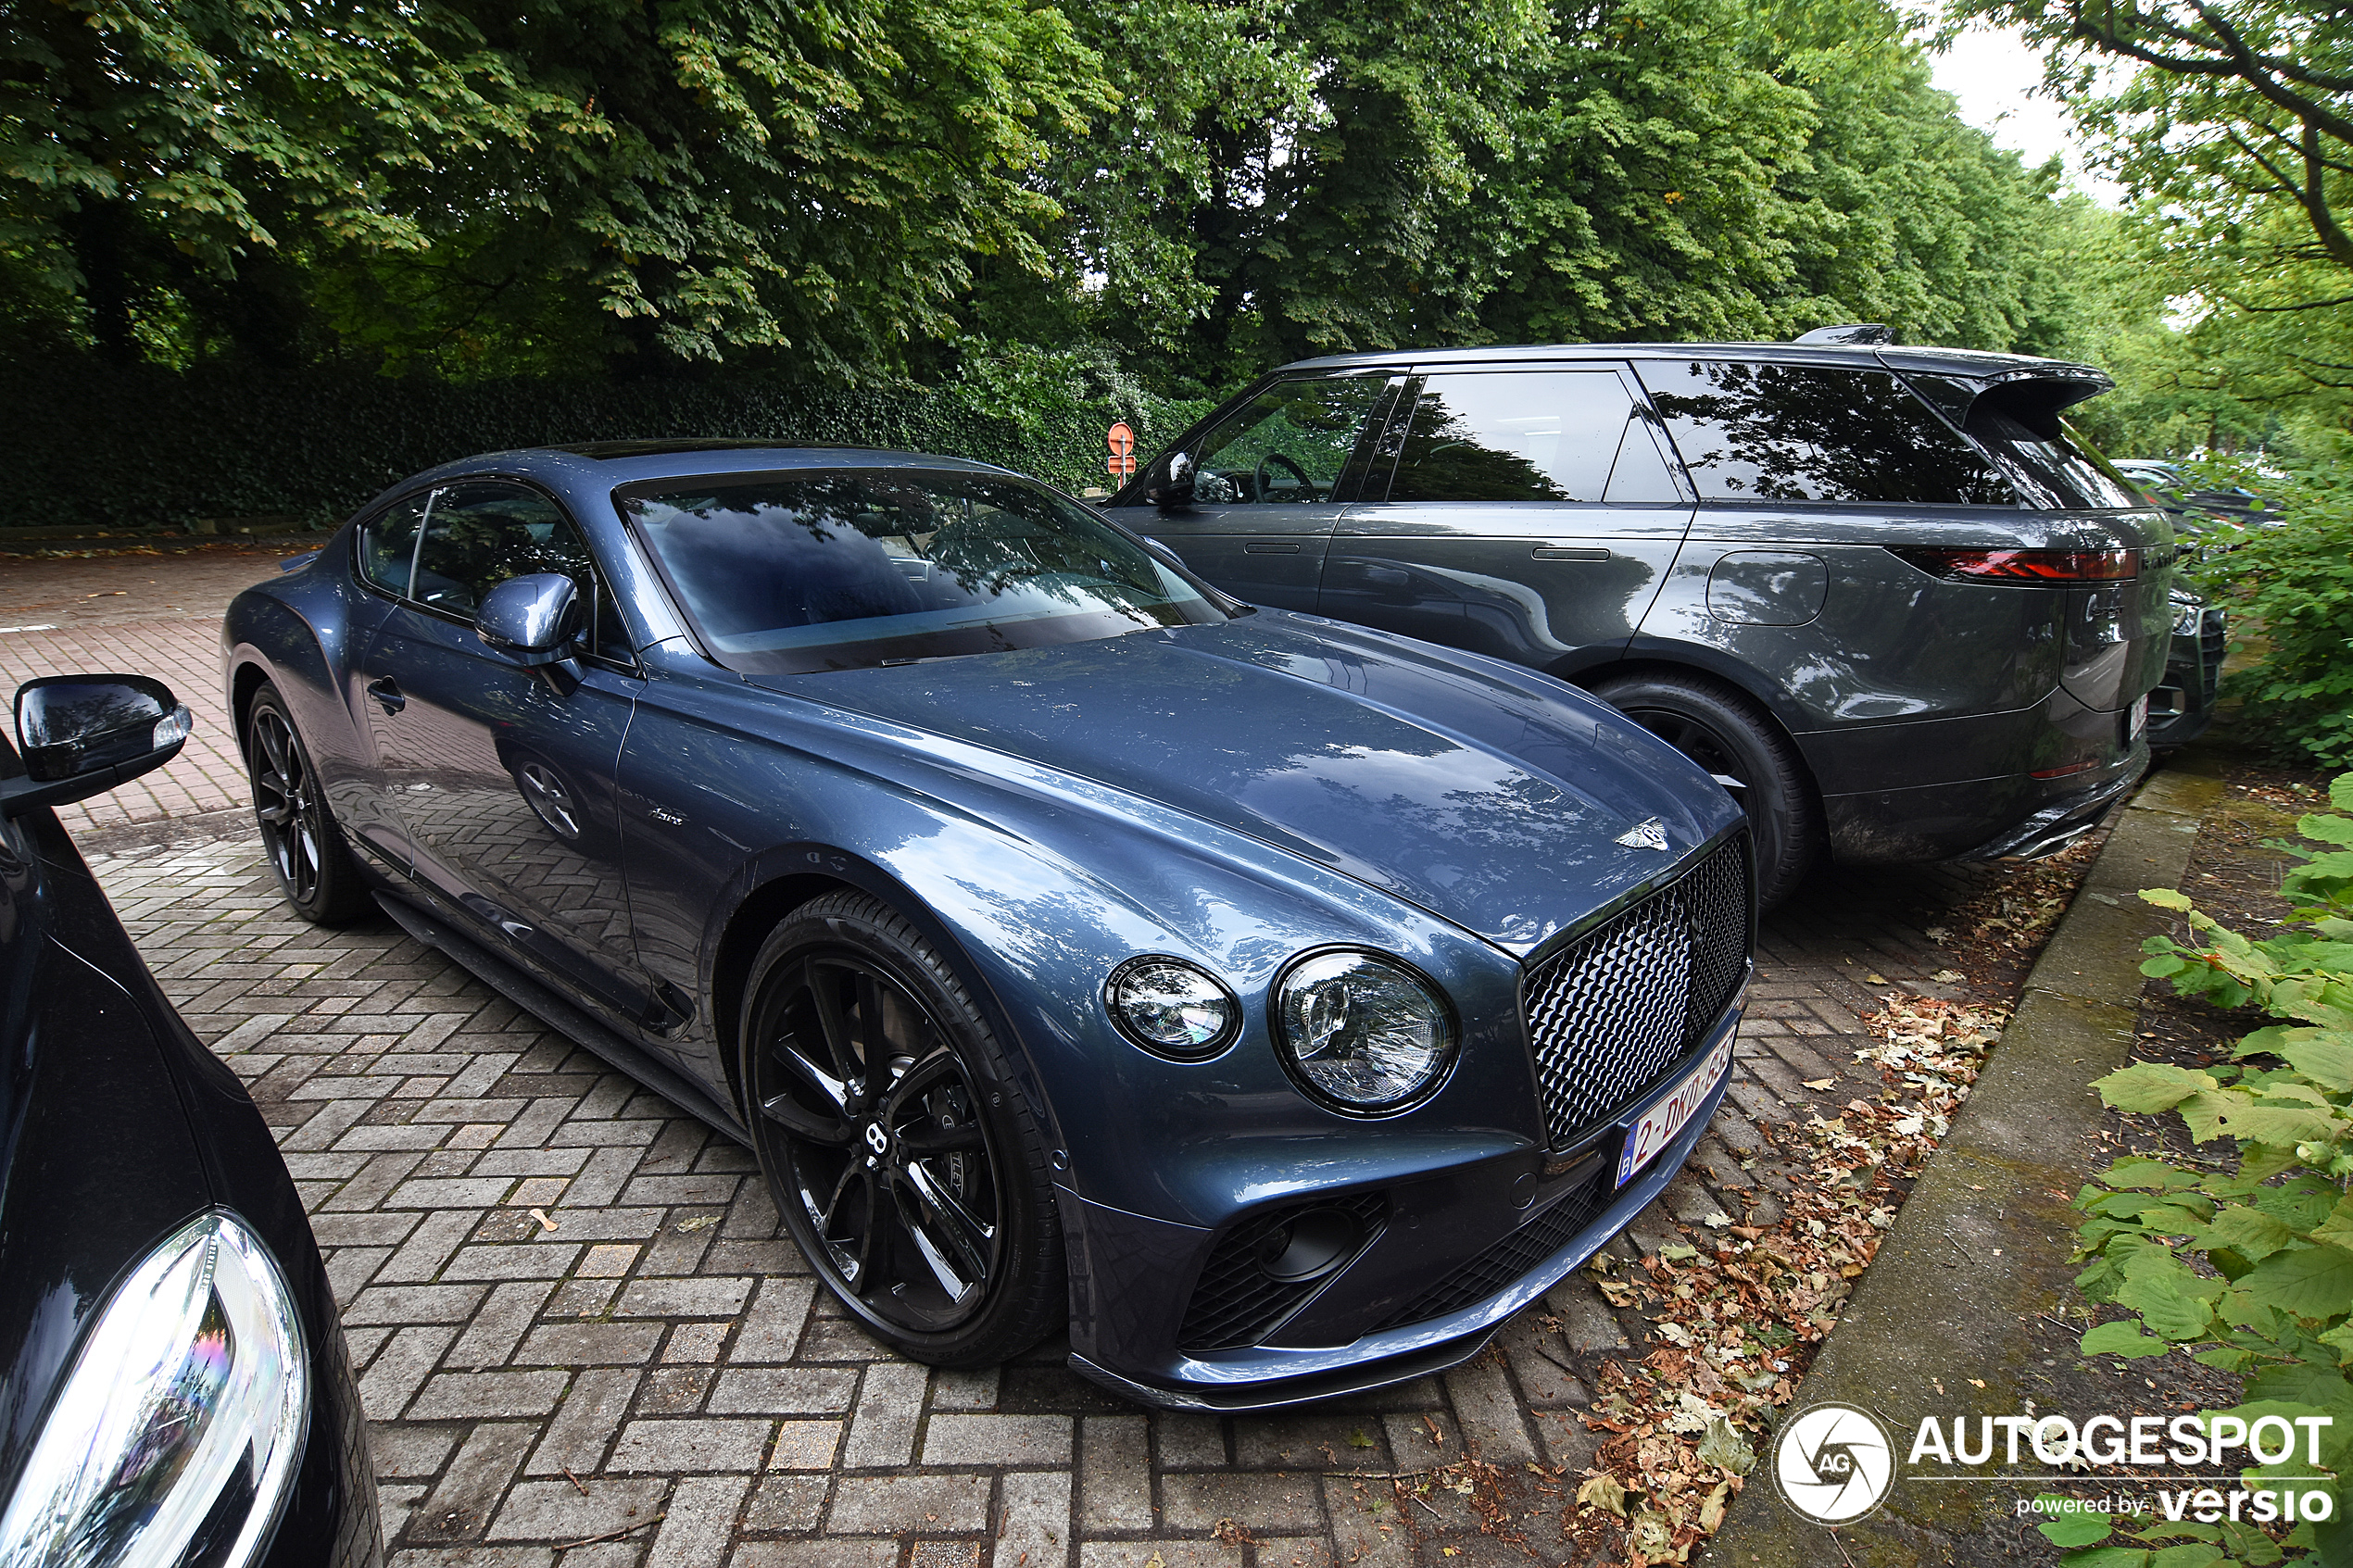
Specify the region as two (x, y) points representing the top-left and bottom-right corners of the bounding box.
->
(1532, 546), (1610, 561)
(366, 678), (407, 715)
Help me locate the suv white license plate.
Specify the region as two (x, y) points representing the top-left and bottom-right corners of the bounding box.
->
(1616, 1032), (1736, 1188)
(2130, 694), (2149, 739)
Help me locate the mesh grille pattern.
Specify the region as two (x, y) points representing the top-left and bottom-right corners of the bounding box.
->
(1374, 1173), (1611, 1332)
(1524, 836), (1750, 1149)
(1177, 1192), (1389, 1352)
(2199, 608), (2226, 698)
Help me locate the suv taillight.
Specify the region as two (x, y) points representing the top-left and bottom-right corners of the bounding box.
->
(1890, 547), (2137, 583)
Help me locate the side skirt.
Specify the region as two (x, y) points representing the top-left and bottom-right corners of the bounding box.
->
(372, 891), (749, 1145)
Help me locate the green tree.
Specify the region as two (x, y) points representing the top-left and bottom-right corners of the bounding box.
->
(3, 0), (1114, 377)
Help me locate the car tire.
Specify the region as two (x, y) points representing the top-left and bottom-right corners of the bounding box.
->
(245, 683), (373, 924)
(740, 890), (1065, 1366)
(1586, 670), (1821, 909)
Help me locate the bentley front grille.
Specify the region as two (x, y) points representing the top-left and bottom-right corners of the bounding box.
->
(1523, 834), (1751, 1150)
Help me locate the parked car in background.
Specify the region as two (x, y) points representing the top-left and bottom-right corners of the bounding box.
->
(2148, 587), (2226, 750)
(1109, 332), (2178, 904)
(0, 677), (379, 1568)
(2113, 458), (2278, 553)
(223, 444), (1755, 1410)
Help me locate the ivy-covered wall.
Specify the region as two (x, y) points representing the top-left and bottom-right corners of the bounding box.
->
(0, 364), (1205, 531)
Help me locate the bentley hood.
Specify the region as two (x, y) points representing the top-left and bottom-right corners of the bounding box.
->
(771, 613), (1741, 954)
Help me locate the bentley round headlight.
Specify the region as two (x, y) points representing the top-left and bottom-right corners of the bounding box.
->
(1105, 957), (1240, 1059)
(0, 1210), (309, 1568)
(1275, 950), (1456, 1111)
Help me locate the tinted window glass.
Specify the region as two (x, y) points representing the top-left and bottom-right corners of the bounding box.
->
(1389, 372), (1666, 503)
(1189, 377), (1387, 504)
(357, 494), (429, 596)
(1642, 361), (2015, 505)
(624, 470), (1227, 676)
(411, 483), (612, 652)
(1967, 409), (2141, 510)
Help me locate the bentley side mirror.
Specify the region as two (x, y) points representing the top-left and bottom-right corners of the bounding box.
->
(4, 674), (192, 818)
(477, 574), (582, 668)
(1149, 451), (1196, 513)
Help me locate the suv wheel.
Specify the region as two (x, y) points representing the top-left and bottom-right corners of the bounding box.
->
(1588, 671), (1822, 908)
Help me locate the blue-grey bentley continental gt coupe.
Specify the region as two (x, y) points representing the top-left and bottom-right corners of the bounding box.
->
(222, 444), (1753, 1409)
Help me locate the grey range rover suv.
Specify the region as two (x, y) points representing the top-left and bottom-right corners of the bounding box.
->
(1106, 333), (2174, 905)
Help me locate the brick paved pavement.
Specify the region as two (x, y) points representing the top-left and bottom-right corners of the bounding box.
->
(0, 546), (291, 831)
(84, 824), (2003, 1568)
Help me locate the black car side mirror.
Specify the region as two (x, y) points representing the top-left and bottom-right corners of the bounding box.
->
(1149, 451), (1196, 512)
(477, 574), (581, 667)
(3, 674), (192, 818)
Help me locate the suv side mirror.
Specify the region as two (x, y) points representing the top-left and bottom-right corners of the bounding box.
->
(1149, 451), (1196, 512)
(477, 574), (581, 667)
(4, 674), (192, 818)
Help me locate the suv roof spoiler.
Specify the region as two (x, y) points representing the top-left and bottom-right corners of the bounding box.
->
(1900, 364), (2114, 439)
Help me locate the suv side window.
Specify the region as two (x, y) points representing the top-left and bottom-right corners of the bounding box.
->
(1642, 360), (2016, 506)
(356, 493), (431, 596)
(1387, 371), (1678, 503)
(1187, 377), (1389, 504)
(410, 482), (621, 656)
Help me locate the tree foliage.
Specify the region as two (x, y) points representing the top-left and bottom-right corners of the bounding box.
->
(3, 0), (2147, 395)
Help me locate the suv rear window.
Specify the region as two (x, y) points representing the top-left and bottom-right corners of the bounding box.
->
(1641, 361), (2016, 506)
(1963, 407), (2142, 510)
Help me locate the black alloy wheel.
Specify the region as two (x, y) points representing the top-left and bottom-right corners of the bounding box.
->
(245, 684), (371, 923)
(1587, 670), (1822, 909)
(741, 892), (1063, 1364)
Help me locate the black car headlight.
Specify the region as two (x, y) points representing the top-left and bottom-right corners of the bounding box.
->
(0, 1210), (309, 1568)
(1274, 949), (1457, 1112)
(2171, 591), (2204, 636)
(1105, 956), (1241, 1059)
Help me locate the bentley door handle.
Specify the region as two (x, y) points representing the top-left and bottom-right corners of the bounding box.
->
(366, 678), (407, 715)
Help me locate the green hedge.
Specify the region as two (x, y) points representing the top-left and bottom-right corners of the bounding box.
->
(0, 362), (1206, 531)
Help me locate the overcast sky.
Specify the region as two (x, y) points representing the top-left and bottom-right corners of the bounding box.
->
(1927, 24), (2126, 205)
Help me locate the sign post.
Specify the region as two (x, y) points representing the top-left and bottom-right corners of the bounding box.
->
(1107, 422), (1137, 483)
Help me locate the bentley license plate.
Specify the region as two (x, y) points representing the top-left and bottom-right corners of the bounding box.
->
(1616, 1032), (1735, 1188)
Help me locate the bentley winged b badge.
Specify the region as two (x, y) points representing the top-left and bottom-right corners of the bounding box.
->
(1614, 816), (1670, 851)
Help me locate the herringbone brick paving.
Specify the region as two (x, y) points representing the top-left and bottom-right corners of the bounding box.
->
(85, 826), (2007, 1568)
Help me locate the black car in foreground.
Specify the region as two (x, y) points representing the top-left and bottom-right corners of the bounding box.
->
(1111, 330), (2178, 904)
(0, 677), (378, 1568)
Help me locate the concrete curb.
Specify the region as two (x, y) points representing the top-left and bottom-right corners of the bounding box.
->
(1700, 761), (2225, 1565)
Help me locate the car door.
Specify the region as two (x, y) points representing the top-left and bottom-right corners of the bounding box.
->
(352, 480), (661, 1025)
(330, 491), (432, 872)
(1130, 373), (1395, 609)
(1320, 367), (1695, 671)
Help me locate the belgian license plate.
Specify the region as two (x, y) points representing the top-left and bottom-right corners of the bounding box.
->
(1616, 1032), (1735, 1188)
(2130, 694), (2149, 739)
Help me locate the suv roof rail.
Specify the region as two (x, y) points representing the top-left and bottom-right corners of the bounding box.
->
(1793, 323), (1894, 345)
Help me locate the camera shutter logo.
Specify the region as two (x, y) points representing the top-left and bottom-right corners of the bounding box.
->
(1770, 1403), (1895, 1524)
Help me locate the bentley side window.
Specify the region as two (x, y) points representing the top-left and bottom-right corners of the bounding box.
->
(410, 483), (619, 656)
(356, 494), (432, 597)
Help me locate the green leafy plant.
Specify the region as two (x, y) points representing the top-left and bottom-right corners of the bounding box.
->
(2186, 459), (2353, 772)
(2056, 773), (2353, 1565)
